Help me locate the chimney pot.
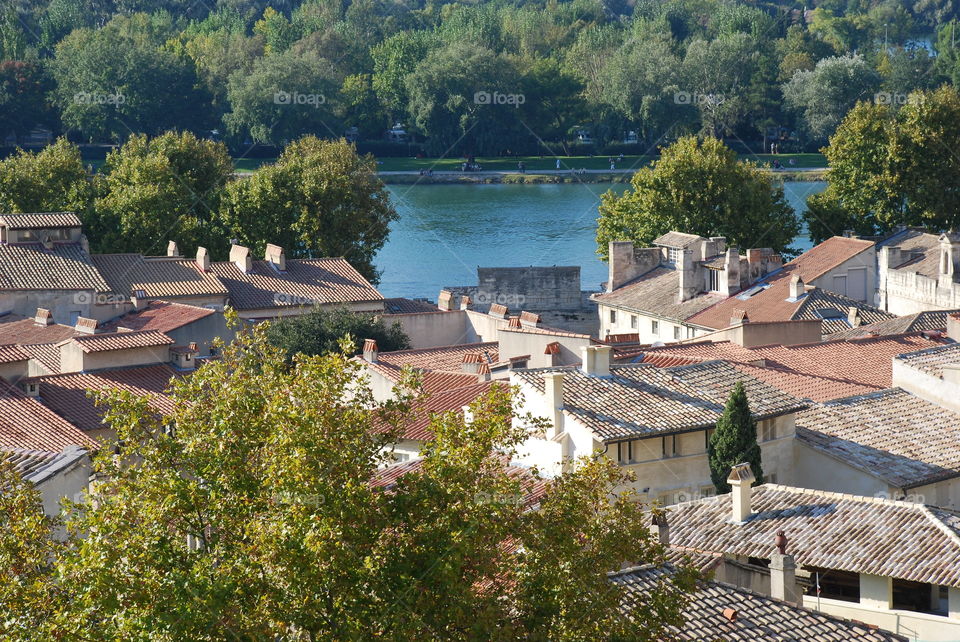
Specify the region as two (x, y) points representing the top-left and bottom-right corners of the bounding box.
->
(770, 530), (800, 605)
(362, 338), (378, 363)
(34, 308), (53, 326)
(722, 608), (738, 622)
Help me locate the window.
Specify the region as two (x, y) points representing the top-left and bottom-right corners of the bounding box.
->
(893, 580), (947, 615)
(707, 268), (720, 292)
(617, 441), (634, 464)
(673, 326), (681, 340)
(667, 247), (682, 265)
(651, 320), (659, 336)
(630, 315), (638, 329)
(609, 309), (617, 324)
(809, 568), (860, 603)
(687, 326), (696, 339)
(662, 435), (678, 458)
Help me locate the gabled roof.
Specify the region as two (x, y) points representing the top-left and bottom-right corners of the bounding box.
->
(879, 228), (940, 277)
(0, 380), (98, 451)
(797, 388), (960, 489)
(613, 565), (906, 641)
(209, 258), (383, 310)
(592, 266), (723, 321)
(91, 254), (229, 299)
(0, 314), (80, 345)
(894, 342), (960, 377)
(829, 309), (958, 340)
(513, 361), (805, 441)
(687, 237), (880, 332)
(652, 231), (707, 248)
(0, 242), (110, 291)
(0, 212), (81, 229)
(666, 484), (960, 588)
(99, 300), (215, 334)
(29, 365), (179, 432)
(375, 342), (499, 372)
(382, 381), (499, 442)
(66, 330), (173, 353)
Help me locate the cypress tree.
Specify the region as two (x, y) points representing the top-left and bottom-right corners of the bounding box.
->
(708, 381), (765, 494)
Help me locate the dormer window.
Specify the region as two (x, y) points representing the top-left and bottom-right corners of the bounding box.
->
(666, 247), (682, 266)
(707, 268), (720, 292)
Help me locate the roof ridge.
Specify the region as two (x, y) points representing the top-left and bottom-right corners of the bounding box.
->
(919, 504), (960, 551)
(763, 482), (932, 510)
(380, 341), (498, 357)
(819, 386), (905, 406)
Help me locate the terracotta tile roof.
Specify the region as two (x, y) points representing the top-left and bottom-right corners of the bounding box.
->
(91, 254), (229, 299)
(688, 237), (879, 332)
(30, 365), (178, 432)
(67, 330), (173, 353)
(729, 362), (879, 402)
(383, 381), (499, 441)
(894, 342), (960, 377)
(829, 309), (958, 339)
(99, 300), (215, 333)
(0, 344), (29, 363)
(623, 333), (950, 396)
(364, 360), (481, 394)
(613, 565), (906, 641)
(376, 342), (499, 373)
(513, 361), (805, 441)
(21, 343), (61, 374)
(502, 324), (591, 339)
(797, 388), (960, 489)
(663, 547), (724, 575)
(653, 232), (707, 248)
(593, 266), (724, 321)
(666, 484), (960, 588)
(0, 242), (110, 291)
(208, 258), (383, 310)
(0, 380), (98, 451)
(0, 212), (81, 229)
(0, 314), (80, 345)
(382, 297), (440, 314)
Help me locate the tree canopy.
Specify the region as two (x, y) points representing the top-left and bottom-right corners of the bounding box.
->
(265, 306), (411, 358)
(708, 381), (764, 494)
(0, 322), (696, 640)
(596, 136), (799, 260)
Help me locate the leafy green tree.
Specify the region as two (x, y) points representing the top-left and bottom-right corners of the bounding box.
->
(782, 54), (881, 142)
(338, 73), (387, 139)
(681, 34), (760, 137)
(597, 136), (799, 260)
(708, 381), (764, 494)
(371, 30), (439, 121)
(219, 136), (396, 281)
(0, 321), (694, 639)
(0, 138), (93, 215)
(223, 47), (340, 144)
(0, 61), (54, 143)
(50, 13), (212, 141)
(266, 306), (410, 359)
(91, 131), (234, 255)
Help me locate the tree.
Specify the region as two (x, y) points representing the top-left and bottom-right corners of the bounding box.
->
(0, 138), (93, 215)
(596, 136), (799, 260)
(91, 131), (234, 256)
(1, 321), (695, 639)
(681, 33), (760, 137)
(372, 30), (439, 121)
(708, 381), (764, 494)
(0, 60), (54, 144)
(782, 54), (881, 142)
(219, 136), (397, 282)
(265, 306), (410, 359)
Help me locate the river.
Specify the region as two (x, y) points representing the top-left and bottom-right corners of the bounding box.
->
(376, 181), (826, 299)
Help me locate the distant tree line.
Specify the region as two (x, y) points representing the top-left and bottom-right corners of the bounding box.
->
(2, 0), (960, 155)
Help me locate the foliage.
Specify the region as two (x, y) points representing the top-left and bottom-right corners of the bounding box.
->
(265, 306), (410, 358)
(596, 136), (799, 260)
(220, 136), (396, 281)
(0, 322), (696, 639)
(91, 131), (234, 256)
(708, 381), (764, 494)
(0, 137), (92, 214)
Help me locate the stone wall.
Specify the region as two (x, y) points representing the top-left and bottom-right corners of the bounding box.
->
(475, 266), (583, 311)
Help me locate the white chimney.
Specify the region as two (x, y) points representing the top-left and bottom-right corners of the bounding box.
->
(196, 246), (210, 272)
(167, 240), (180, 257)
(728, 463), (756, 523)
(265, 243), (286, 272)
(543, 372), (565, 439)
(770, 530), (800, 605)
(230, 244), (252, 273)
(34, 308), (53, 326)
(459, 295), (472, 311)
(651, 513), (669, 546)
(580, 345), (611, 377)
(362, 338), (378, 363)
(847, 306), (861, 328)
(788, 274), (805, 300)
(75, 317), (97, 335)
(437, 290), (455, 311)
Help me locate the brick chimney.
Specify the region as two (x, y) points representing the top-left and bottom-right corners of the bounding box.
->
(847, 306), (861, 328)
(167, 240), (180, 257)
(265, 243), (286, 272)
(580, 345), (611, 377)
(34, 308), (53, 326)
(543, 372), (564, 438)
(770, 530), (800, 605)
(728, 463), (756, 523)
(677, 249), (698, 302)
(75, 317), (97, 335)
(230, 243), (252, 273)
(362, 339), (378, 363)
(196, 246), (210, 272)
(788, 274), (805, 300)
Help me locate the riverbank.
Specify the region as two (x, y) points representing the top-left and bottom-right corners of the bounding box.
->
(377, 168), (827, 185)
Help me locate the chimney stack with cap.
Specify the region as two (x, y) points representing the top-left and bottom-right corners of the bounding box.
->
(75, 317), (97, 335)
(847, 306), (861, 328)
(437, 290), (455, 311)
(580, 345), (611, 377)
(459, 295), (472, 311)
(543, 372), (564, 438)
(265, 243), (286, 272)
(230, 244), (252, 274)
(730, 309), (749, 327)
(788, 274), (805, 300)
(770, 530), (800, 605)
(728, 463), (756, 523)
(167, 241), (180, 257)
(196, 246), (210, 272)
(362, 339), (378, 363)
(34, 308), (53, 326)
(651, 513), (669, 546)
